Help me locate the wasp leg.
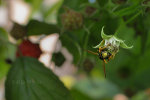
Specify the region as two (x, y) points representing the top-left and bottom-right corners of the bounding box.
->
(108, 55), (112, 61)
(86, 50), (98, 55)
(99, 43), (111, 51)
(103, 59), (107, 63)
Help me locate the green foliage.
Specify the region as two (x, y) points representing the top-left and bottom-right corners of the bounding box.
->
(54, 0), (150, 98)
(1, 0), (150, 99)
(0, 60), (9, 79)
(5, 57), (73, 100)
(60, 0), (89, 10)
(93, 26), (133, 49)
(131, 91), (149, 100)
(26, 20), (60, 36)
(43, 0), (64, 19)
(52, 52), (66, 66)
(60, 33), (82, 64)
(73, 78), (120, 99)
(71, 88), (93, 100)
(0, 27), (8, 40)
(0, 28), (11, 79)
(24, 0), (43, 15)
(97, 0), (108, 7)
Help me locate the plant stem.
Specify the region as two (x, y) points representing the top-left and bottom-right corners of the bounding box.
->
(82, 25), (90, 59)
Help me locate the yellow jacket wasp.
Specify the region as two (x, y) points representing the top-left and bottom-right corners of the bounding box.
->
(86, 26), (133, 78)
(87, 43), (113, 78)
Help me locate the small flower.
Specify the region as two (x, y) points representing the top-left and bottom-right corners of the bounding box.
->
(93, 26), (133, 58)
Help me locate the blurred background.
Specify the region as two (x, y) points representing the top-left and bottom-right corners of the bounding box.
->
(1, 0), (150, 100)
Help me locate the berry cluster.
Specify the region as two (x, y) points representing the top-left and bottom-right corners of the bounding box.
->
(61, 8), (83, 30)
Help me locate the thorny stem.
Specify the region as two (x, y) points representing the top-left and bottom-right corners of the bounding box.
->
(82, 25), (90, 61)
(82, 24), (94, 60)
(78, 24), (94, 69)
(73, 25), (91, 70)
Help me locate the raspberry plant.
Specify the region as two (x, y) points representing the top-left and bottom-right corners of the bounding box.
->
(0, 0), (150, 100)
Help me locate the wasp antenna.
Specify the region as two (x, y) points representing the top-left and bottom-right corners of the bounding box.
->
(86, 50), (98, 55)
(103, 61), (106, 78)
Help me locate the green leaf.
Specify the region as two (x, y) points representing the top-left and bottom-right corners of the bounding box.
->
(60, 0), (88, 10)
(97, 0), (108, 7)
(93, 26), (113, 48)
(131, 91), (149, 100)
(0, 59), (10, 80)
(0, 27), (17, 60)
(130, 36), (141, 55)
(60, 34), (81, 65)
(101, 26), (113, 39)
(93, 26), (112, 48)
(5, 57), (73, 100)
(52, 52), (66, 66)
(44, 0), (64, 19)
(0, 27), (10, 80)
(93, 26), (133, 49)
(26, 20), (60, 36)
(120, 41), (133, 49)
(114, 4), (141, 17)
(71, 88), (92, 100)
(0, 27), (8, 41)
(130, 48), (150, 90)
(73, 78), (120, 99)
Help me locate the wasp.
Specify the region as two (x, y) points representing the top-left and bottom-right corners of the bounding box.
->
(87, 43), (113, 78)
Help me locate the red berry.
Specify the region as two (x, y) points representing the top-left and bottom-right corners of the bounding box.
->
(16, 40), (42, 58)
